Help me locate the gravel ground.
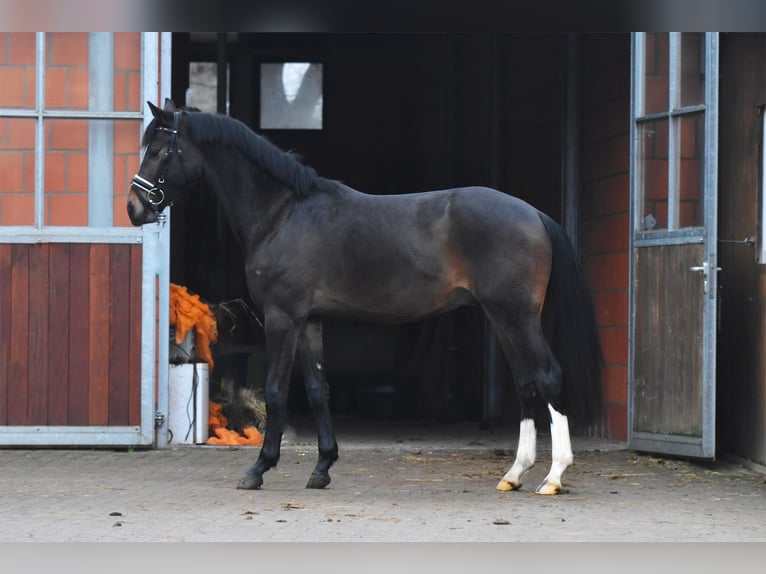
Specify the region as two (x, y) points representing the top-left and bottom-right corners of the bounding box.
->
(1, 418), (764, 542)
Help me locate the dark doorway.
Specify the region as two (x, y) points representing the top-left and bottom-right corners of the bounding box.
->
(167, 33), (567, 427)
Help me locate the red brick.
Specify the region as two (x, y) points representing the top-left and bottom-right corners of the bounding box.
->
(48, 120), (88, 151)
(0, 33), (6, 64)
(113, 152), (140, 194)
(113, 196), (131, 227)
(114, 33), (140, 70)
(606, 404), (628, 441)
(44, 152), (66, 192)
(0, 68), (25, 108)
(113, 156), (128, 198)
(0, 119), (35, 150)
(645, 33), (668, 75)
(24, 68), (36, 108)
(45, 67), (68, 108)
(127, 72), (141, 111)
(599, 326), (628, 366)
(583, 212), (629, 255)
(593, 289), (629, 328)
(603, 365), (628, 404)
(680, 114), (702, 158)
(8, 33), (35, 66)
(48, 33), (88, 67)
(583, 174), (630, 218)
(679, 200), (702, 228)
(583, 133), (630, 182)
(47, 193), (87, 226)
(68, 67), (89, 109)
(644, 200), (668, 230)
(643, 158), (668, 200)
(680, 158), (701, 200)
(584, 251), (629, 291)
(114, 72), (127, 111)
(23, 152), (35, 192)
(0, 193), (34, 225)
(644, 75), (668, 114)
(0, 152), (24, 192)
(114, 121), (141, 155)
(68, 152), (88, 193)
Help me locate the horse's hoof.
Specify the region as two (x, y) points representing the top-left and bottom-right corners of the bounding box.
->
(535, 480), (561, 495)
(306, 473), (331, 489)
(237, 473), (264, 490)
(496, 478), (521, 492)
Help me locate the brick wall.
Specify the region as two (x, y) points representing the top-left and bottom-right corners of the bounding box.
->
(582, 35), (631, 440)
(0, 32), (142, 227)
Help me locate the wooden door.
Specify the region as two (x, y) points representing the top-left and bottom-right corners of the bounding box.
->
(629, 33), (719, 458)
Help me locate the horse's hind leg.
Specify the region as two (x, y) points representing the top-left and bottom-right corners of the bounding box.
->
(238, 308), (300, 490)
(489, 312), (571, 495)
(536, 402), (573, 495)
(496, 391), (538, 492)
(297, 319), (338, 489)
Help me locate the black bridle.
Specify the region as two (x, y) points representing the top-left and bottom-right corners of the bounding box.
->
(131, 110), (183, 215)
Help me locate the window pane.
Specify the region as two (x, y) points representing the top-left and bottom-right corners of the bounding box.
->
(680, 33), (705, 108)
(260, 62), (323, 129)
(639, 119), (669, 231)
(0, 118), (36, 225)
(679, 113), (704, 228)
(45, 33), (89, 110)
(0, 33), (36, 109)
(45, 33), (142, 112)
(44, 118), (142, 226)
(113, 33), (142, 112)
(643, 33), (669, 115)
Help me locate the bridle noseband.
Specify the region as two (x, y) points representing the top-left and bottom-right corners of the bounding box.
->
(131, 110), (183, 215)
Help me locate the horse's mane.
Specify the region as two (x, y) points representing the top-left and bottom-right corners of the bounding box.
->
(144, 111), (333, 198)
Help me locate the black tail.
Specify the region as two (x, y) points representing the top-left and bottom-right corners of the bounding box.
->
(538, 211), (604, 430)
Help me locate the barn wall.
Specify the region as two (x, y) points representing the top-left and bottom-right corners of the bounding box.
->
(717, 33), (766, 466)
(581, 34), (631, 440)
(0, 243), (143, 427)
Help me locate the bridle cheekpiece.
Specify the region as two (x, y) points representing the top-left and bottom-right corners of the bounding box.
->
(131, 110), (183, 216)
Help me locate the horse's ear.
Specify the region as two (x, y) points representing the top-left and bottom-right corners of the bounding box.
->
(147, 101), (162, 119)
(163, 98), (177, 112)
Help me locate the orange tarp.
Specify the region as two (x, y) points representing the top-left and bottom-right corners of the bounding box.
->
(206, 401), (264, 446)
(169, 283), (218, 370)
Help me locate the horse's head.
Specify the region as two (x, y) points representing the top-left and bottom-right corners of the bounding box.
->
(127, 99), (201, 225)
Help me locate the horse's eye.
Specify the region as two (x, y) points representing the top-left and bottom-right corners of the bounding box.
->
(147, 147), (159, 158)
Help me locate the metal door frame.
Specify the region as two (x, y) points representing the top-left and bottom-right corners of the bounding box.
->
(628, 32), (719, 458)
(0, 32), (171, 447)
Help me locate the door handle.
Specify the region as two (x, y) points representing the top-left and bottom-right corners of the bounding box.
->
(689, 261), (721, 298)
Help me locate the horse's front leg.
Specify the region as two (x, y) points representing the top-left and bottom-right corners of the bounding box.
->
(298, 319), (338, 489)
(237, 308), (301, 490)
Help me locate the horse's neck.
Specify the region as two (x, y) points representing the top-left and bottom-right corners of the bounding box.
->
(203, 154), (294, 249)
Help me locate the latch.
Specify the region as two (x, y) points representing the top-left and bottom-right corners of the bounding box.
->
(154, 411), (166, 428)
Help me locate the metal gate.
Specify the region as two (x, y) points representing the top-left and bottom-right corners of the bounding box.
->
(0, 33), (171, 447)
(628, 33), (719, 458)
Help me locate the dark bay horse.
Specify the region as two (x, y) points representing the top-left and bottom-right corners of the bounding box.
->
(128, 99), (603, 495)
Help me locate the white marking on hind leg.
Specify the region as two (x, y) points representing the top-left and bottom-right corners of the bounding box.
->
(536, 404), (573, 495)
(497, 418), (536, 491)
